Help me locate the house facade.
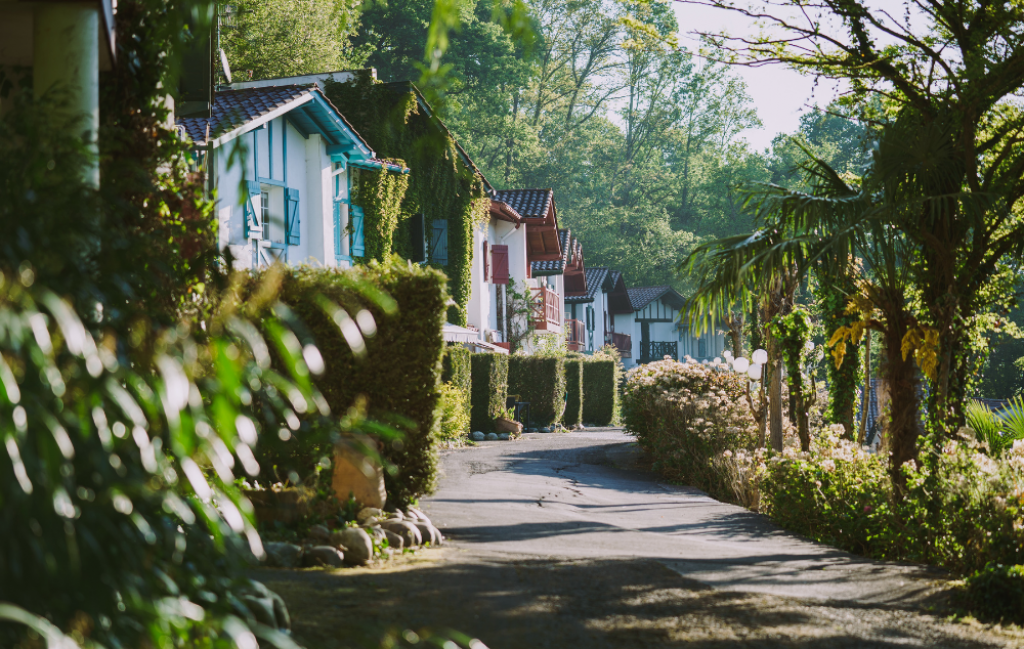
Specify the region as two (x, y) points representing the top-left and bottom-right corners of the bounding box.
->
(565, 267), (633, 356)
(616, 286), (727, 368)
(178, 83), (405, 270)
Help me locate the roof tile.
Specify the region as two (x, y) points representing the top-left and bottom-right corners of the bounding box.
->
(494, 189), (553, 218)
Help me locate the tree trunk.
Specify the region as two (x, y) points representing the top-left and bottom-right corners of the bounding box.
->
(858, 332), (871, 444)
(884, 321), (920, 497)
(769, 354), (784, 451)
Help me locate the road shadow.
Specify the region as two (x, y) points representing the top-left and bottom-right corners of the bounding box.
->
(254, 556), (1009, 649)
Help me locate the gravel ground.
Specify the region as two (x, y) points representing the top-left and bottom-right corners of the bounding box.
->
(255, 429), (1024, 648)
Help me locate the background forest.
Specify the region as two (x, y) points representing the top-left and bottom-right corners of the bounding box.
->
(222, 0), (1023, 398)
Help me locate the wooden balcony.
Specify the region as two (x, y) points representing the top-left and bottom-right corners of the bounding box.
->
(605, 332), (632, 358)
(531, 286), (561, 331)
(565, 318), (586, 352)
(639, 341), (677, 364)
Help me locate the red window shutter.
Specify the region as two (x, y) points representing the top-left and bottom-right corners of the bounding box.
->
(483, 241), (489, 281)
(492, 244), (509, 284)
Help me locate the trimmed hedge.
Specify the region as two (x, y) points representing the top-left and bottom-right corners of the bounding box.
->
(242, 261), (448, 508)
(470, 353), (508, 433)
(508, 356), (566, 426)
(563, 358), (584, 426)
(442, 345), (472, 417)
(582, 359), (618, 425)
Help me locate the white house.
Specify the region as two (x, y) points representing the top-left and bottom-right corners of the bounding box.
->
(616, 286), (727, 368)
(463, 200), (529, 353)
(177, 83), (406, 270)
(565, 267), (633, 356)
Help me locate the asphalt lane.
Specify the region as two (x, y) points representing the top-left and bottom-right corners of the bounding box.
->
(421, 428), (947, 607)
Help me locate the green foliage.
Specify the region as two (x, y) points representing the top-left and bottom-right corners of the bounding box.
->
(238, 261), (449, 508)
(220, 0), (364, 81)
(563, 357), (583, 426)
(582, 359), (618, 426)
(442, 345), (472, 422)
(323, 75), (489, 325)
(352, 165), (411, 263)
(437, 383), (470, 445)
(818, 280), (862, 437)
(508, 356), (566, 426)
(957, 563), (1024, 626)
(966, 398), (1024, 456)
(470, 353), (508, 433)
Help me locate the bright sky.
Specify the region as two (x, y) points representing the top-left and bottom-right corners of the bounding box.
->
(669, 1), (844, 151)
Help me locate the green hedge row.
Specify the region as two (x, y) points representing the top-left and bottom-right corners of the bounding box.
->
(582, 359), (618, 425)
(470, 353), (508, 433)
(563, 358), (583, 426)
(508, 356), (566, 426)
(442, 345), (472, 417)
(243, 261), (448, 507)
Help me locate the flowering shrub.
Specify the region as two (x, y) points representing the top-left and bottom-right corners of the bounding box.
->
(762, 428), (1024, 574)
(623, 357), (758, 503)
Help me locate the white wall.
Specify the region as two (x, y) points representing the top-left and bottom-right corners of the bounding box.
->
(465, 220), (488, 339)
(210, 116), (350, 270)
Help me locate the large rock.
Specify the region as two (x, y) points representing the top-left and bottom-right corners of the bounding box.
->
(383, 529), (404, 551)
(308, 524), (331, 542)
(406, 506), (431, 525)
(380, 519), (422, 547)
(332, 444), (386, 509)
(339, 527), (373, 565)
(365, 526), (386, 543)
(485, 433), (498, 441)
(413, 521), (443, 546)
(302, 545), (345, 568)
(236, 580), (292, 631)
(471, 431), (485, 441)
(264, 542), (303, 568)
(357, 507), (383, 525)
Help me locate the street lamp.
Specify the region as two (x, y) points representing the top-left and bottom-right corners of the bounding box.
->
(732, 356), (750, 373)
(752, 348), (768, 365)
(747, 363), (763, 380)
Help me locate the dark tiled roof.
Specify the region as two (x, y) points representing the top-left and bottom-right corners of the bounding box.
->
(178, 85), (312, 144)
(558, 229), (571, 262)
(628, 286), (676, 311)
(531, 259), (565, 275)
(566, 266), (609, 304)
(494, 189), (553, 218)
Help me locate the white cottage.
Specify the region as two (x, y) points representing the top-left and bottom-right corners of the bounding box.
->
(177, 83), (406, 270)
(564, 267), (633, 356)
(616, 286), (727, 368)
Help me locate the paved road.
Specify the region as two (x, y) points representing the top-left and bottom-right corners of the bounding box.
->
(260, 428), (1023, 648)
(423, 428), (944, 606)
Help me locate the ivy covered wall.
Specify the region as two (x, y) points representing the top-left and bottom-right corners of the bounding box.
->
(325, 75), (489, 325)
(351, 165), (410, 263)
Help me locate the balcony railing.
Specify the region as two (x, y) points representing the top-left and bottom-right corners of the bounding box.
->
(639, 341), (677, 364)
(531, 286), (561, 331)
(565, 318), (586, 351)
(605, 331), (632, 358)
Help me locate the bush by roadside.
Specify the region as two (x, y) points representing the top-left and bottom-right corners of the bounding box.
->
(582, 352), (620, 426)
(470, 353), (508, 433)
(563, 358), (584, 427)
(239, 261), (448, 508)
(509, 356), (566, 427)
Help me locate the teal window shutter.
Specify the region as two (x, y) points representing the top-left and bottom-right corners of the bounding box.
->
(243, 181), (261, 238)
(351, 205), (365, 257)
(285, 187), (300, 245)
(333, 202), (343, 264)
(429, 219), (448, 265)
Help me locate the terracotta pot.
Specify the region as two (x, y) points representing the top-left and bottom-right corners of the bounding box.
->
(494, 417), (523, 434)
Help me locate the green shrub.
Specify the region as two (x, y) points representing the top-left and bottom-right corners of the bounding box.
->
(582, 359), (618, 425)
(437, 382), (470, 445)
(508, 356), (566, 426)
(564, 357), (584, 426)
(242, 261), (448, 508)
(443, 345), (472, 418)
(957, 563), (1024, 625)
(470, 353), (508, 433)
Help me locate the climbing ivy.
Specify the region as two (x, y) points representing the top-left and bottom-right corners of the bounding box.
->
(769, 307), (816, 451)
(817, 280), (863, 439)
(351, 165), (410, 263)
(324, 74), (489, 325)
